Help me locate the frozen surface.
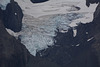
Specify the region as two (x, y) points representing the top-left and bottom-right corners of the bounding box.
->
(12, 0), (98, 56)
(0, 0), (10, 10)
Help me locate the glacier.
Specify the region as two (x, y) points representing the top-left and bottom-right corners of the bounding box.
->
(6, 0), (97, 56)
(19, 13), (83, 56)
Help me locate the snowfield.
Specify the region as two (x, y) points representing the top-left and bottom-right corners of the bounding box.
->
(2, 0), (97, 56)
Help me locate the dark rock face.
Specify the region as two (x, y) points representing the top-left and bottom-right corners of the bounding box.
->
(0, 8), (29, 67)
(30, 0), (48, 3)
(3, 1), (23, 32)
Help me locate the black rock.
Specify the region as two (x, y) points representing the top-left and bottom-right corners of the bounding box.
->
(30, 0), (49, 3)
(3, 1), (23, 32)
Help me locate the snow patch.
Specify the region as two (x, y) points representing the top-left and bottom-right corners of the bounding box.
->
(87, 37), (94, 41)
(76, 44), (80, 47)
(60, 30), (68, 33)
(15, 13), (17, 15)
(86, 32), (88, 34)
(6, 28), (19, 39)
(73, 29), (77, 37)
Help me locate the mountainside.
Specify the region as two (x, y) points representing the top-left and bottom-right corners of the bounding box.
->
(0, 0), (100, 67)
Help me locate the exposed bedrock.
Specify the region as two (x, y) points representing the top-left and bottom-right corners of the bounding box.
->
(3, 1), (23, 32)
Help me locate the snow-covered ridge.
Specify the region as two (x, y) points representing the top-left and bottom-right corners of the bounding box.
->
(0, 0), (10, 10)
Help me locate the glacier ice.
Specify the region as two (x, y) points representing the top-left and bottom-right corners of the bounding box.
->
(18, 13), (83, 56)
